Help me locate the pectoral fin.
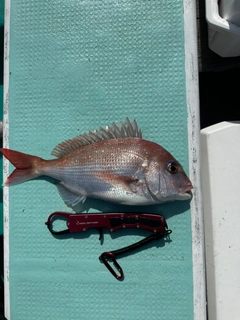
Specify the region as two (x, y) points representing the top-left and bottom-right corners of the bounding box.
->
(92, 172), (139, 193)
(56, 183), (86, 207)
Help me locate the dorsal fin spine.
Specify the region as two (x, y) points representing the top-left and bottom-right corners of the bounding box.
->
(112, 122), (122, 137)
(126, 117), (133, 136)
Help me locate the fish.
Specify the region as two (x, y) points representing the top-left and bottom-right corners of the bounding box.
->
(0, 118), (193, 206)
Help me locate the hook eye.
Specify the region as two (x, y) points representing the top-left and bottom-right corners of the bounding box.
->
(99, 252), (124, 280)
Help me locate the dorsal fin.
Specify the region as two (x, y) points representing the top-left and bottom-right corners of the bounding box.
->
(51, 117), (142, 158)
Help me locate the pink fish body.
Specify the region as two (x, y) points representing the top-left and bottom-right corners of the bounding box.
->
(1, 118), (193, 206)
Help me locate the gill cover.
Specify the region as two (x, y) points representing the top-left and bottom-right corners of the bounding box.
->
(144, 161), (163, 200)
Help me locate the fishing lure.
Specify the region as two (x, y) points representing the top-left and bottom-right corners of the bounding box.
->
(45, 212), (172, 280)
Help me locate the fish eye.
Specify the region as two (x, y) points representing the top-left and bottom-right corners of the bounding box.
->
(167, 160), (178, 174)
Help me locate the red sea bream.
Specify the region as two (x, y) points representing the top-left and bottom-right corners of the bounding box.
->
(0, 118), (193, 206)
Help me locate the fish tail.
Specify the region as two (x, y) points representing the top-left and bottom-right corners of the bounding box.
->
(0, 148), (43, 186)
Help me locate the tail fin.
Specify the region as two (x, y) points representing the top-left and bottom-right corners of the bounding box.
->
(0, 148), (43, 186)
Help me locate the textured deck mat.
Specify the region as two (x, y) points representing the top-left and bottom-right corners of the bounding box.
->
(4, 1), (200, 319)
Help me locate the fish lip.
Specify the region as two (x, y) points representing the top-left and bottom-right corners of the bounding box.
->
(181, 191), (192, 200)
(179, 185), (193, 199)
(180, 184), (193, 192)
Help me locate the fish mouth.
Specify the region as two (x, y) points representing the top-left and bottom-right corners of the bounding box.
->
(179, 184), (193, 200)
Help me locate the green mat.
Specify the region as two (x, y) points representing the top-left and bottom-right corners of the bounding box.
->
(4, 1), (204, 319)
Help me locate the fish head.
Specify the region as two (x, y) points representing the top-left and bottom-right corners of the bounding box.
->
(145, 152), (193, 203)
